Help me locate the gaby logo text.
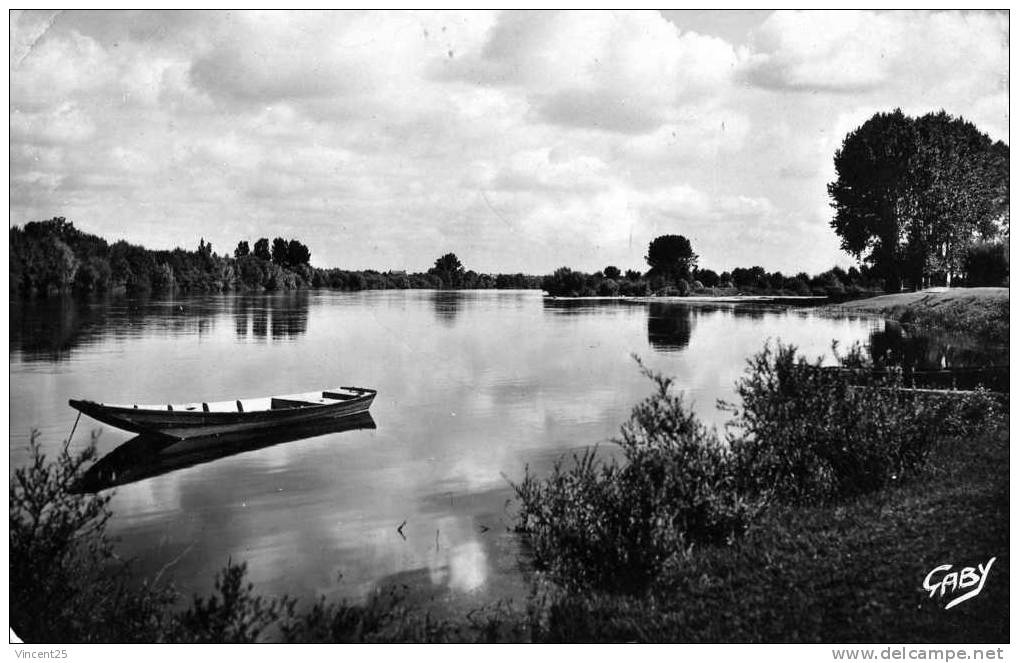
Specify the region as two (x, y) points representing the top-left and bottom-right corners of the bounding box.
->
(922, 557), (995, 609)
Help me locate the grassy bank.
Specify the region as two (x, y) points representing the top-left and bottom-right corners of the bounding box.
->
(830, 287), (1009, 344)
(527, 426), (1008, 642)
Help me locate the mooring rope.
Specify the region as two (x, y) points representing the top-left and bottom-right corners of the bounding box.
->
(64, 411), (82, 452)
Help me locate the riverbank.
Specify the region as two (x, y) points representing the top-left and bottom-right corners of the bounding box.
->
(829, 286), (1008, 316)
(527, 425), (1009, 643)
(828, 287), (1009, 344)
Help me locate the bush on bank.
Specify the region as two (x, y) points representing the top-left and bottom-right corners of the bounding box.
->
(10, 433), (179, 642)
(512, 360), (759, 592)
(512, 341), (1005, 594)
(724, 343), (942, 503)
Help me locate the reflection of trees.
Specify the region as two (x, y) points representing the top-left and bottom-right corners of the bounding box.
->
(727, 305), (771, 320)
(11, 294), (220, 361)
(233, 297), (250, 337)
(646, 303), (695, 352)
(11, 291), (313, 361)
(234, 292), (309, 341)
(541, 298), (630, 315)
(252, 303), (268, 340)
(868, 321), (1003, 370)
(269, 292), (310, 340)
(10, 296), (107, 361)
(432, 290), (465, 325)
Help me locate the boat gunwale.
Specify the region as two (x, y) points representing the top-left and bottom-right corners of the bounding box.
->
(71, 387), (376, 417)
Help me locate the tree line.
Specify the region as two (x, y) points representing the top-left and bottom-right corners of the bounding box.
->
(8, 218), (539, 297)
(541, 234), (888, 298)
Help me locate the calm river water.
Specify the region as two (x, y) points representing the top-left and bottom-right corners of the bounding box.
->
(11, 290), (885, 611)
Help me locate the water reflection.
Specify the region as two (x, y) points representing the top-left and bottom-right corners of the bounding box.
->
(10, 295), (229, 361)
(431, 290), (465, 325)
(868, 321), (1005, 370)
(541, 297), (632, 315)
(646, 303), (695, 352)
(233, 297), (250, 337)
(11, 291), (313, 360)
(365, 514), (499, 606)
(232, 292), (309, 341)
(10, 296), (107, 361)
(368, 538), (488, 602)
(75, 412), (376, 492)
(270, 291), (310, 340)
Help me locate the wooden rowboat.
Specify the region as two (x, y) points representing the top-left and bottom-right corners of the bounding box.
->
(69, 386), (377, 440)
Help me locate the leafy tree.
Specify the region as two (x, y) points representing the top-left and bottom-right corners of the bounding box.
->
(963, 241), (1008, 286)
(646, 235), (697, 280)
(603, 266), (621, 279)
(906, 112), (1008, 286)
(828, 110), (920, 290)
(271, 237), (289, 267)
(829, 109), (1008, 290)
(151, 263), (176, 290)
(542, 267), (588, 297)
(73, 256), (112, 293)
(234, 241), (250, 258)
(253, 238), (271, 261)
(109, 240), (156, 292)
(695, 268), (719, 288)
(731, 266), (766, 289)
(287, 239), (311, 266)
(624, 269), (642, 281)
(428, 253), (464, 287)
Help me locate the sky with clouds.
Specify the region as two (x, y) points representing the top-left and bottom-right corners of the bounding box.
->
(9, 10), (1009, 275)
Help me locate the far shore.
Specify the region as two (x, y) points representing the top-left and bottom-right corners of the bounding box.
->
(544, 287), (1010, 312)
(544, 294), (828, 303)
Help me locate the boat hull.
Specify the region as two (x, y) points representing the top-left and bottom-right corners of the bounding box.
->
(69, 388), (376, 440)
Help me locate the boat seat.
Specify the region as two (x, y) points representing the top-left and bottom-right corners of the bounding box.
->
(271, 397), (316, 409)
(202, 403), (210, 412)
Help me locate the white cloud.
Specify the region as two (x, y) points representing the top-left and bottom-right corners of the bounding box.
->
(443, 10), (740, 135)
(742, 10), (1007, 114)
(8, 10), (1009, 275)
(11, 102), (96, 144)
(741, 11), (902, 92)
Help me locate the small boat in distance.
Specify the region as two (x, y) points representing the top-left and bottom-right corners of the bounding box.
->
(69, 386), (377, 440)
